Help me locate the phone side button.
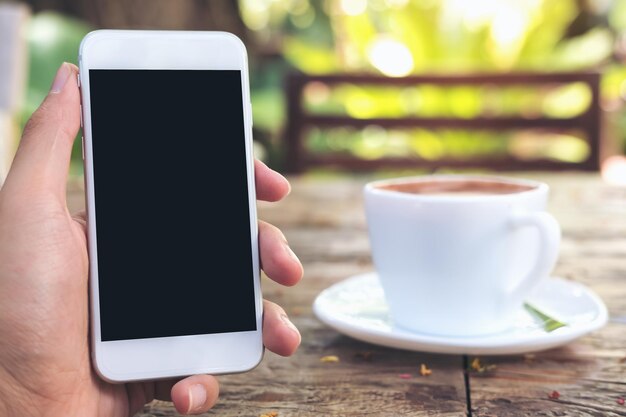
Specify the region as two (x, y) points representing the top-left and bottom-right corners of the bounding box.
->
(80, 105), (83, 128)
(81, 135), (85, 160)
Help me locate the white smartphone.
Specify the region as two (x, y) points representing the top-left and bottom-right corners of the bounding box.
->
(79, 30), (263, 382)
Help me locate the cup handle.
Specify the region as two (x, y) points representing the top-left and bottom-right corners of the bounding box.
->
(507, 211), (561, 304)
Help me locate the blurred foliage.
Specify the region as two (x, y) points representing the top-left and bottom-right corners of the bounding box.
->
(297, 80), (593, 163)
(21, 1), (626, 172)
(239, 0), (626, 167)
(302, 83), (592, 119)
(307, 127), (590, 163)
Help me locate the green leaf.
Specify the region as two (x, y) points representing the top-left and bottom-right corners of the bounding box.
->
(282, 37), (338, 74)
(524, 303), (567, 332)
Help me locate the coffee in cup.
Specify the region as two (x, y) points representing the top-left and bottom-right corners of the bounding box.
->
(363, 175), (561, 337)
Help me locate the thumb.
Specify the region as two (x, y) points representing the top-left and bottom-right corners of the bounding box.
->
(2, 62), (81, 204)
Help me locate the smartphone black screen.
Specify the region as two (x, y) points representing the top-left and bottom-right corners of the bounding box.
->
(89, 70), (257, 341)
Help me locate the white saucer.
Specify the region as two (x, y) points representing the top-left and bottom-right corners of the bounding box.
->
(313, 272), (608, 355)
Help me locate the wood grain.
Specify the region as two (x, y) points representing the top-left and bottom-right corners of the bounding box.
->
(67, 172), (625, 416)
(469, 173), (626, 417)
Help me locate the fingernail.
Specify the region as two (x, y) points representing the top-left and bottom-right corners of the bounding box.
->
(50, 62), (72, 94)
(281, 314), (301, 342)
(187, 384), (207, 413)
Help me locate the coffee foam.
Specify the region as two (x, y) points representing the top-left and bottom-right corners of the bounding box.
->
(377, 179), (534, 195)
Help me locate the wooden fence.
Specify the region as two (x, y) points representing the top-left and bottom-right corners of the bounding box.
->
(283, 72), (601, 173)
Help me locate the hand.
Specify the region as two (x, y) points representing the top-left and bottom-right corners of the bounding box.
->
(0, 63), (302, 416)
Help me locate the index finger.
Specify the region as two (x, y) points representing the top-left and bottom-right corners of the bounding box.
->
(255, 159), (290, 202)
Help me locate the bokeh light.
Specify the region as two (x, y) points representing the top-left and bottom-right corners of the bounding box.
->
(340, 0), (368, 16)
(602, 155), (626, 186)
(367, 37), (414, 77)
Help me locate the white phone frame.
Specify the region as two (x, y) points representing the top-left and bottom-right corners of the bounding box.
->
(79, 30), (263, 383)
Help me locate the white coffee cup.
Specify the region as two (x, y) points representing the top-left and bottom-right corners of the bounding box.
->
(363, 175), (561, 337)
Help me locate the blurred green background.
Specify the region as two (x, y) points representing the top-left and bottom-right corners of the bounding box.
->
(16, 0), (626, 174)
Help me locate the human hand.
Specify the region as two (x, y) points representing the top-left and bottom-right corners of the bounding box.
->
(0, 63), (302, 416)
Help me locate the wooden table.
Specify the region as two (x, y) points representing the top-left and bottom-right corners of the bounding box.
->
(68, 171), (626, 416)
